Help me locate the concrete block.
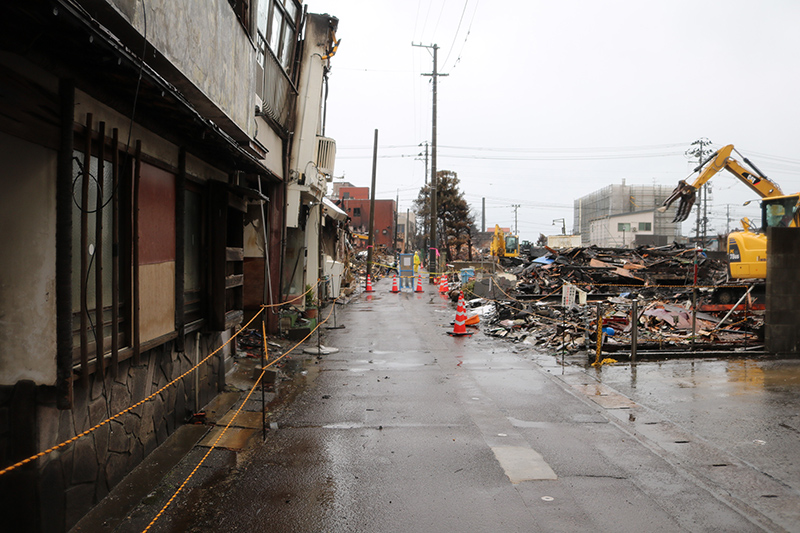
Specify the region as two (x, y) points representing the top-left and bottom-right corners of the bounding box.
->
(767, 324), (800, 353)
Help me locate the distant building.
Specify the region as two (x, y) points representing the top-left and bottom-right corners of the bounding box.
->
(589, 210), (658, 247)
(396, 211), (417, 253)
(330, 181), (358, 199)
(574, 181), (683, 247)
(342, 198), (397, 250)
(333, 185), (397, 251)
(337, 185), (370, 201)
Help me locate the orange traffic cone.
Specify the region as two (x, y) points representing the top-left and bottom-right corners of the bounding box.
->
(365, 274), (374, 292)
(447, 292), (472, 337)
(415, 273), (424, 293)
(438, 274), (449, 293)
(390, 274), (400, 293)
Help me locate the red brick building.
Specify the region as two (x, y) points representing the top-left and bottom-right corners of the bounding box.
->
(336, 186), (397, 251)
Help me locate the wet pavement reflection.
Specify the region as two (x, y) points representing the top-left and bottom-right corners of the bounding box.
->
(549, 353), (800, 495)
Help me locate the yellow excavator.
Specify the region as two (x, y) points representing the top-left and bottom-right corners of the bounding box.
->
(490, 224), (520, 258)
(660, 144), (799, 286)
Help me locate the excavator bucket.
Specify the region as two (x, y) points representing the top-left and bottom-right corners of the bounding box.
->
(659, 180), (697, 223)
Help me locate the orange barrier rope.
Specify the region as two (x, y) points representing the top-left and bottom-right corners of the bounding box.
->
(0, 307), (264, 477)
(143, 298), (339, 532)
(0, 281), (327, 477)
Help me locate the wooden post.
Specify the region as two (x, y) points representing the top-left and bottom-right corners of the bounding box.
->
(175, 148), (186, 352)
(111, 128), (119, 378)
(95, 121), (105, 377)
(630, 299), (638, 364)
(133, 140), (142, 364)
(56, 79), (75, 408)
(80, 113), (92, 386)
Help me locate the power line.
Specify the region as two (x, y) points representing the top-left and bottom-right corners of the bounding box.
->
(431, 0), (448, 39)
(340, 142), (689, 152)
(337, 148), (688, 161)
(437, 151), (684, 161)
(338, 144), (419, 150)
(442, 0), (470, 68)
(449, 0), (479, 70)
(437, 142), (690, 153)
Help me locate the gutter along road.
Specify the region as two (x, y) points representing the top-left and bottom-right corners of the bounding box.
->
(113, 276), (800, 532)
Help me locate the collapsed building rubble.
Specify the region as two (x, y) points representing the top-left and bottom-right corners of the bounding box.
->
(468, 244), (765, 356)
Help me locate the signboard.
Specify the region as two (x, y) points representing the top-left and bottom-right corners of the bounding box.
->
(399, 253), (414, 289)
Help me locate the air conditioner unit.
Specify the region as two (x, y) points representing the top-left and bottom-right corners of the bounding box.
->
(315, 136), (336, 180)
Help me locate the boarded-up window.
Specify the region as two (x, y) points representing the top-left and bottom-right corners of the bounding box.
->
(138, 163), (176, 342)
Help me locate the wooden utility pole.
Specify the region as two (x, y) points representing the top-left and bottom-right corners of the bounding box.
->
(366, 129), (378, 278)
(482, 197), (486, 233)
(413, 42), (447, 281)
(393, 189), (398, 252)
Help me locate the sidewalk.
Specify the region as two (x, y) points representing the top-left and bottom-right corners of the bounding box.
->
(71, 339), (291, 532)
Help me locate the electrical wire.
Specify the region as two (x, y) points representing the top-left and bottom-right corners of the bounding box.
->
(449, 0), (479, 70)
(431, 0), (449, 41)
(442, 0), (470, 68)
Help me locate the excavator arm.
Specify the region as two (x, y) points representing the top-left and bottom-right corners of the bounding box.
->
(490, 224), (505, 257)
(660, 144), (783, 222)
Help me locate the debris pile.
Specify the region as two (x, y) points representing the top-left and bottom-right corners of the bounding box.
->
(507, 244), (728, 298)
(475, 244), (764, 355)
(349, 250), (397, 293)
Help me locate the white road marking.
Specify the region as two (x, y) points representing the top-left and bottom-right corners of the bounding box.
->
(491, 446), (558, 483)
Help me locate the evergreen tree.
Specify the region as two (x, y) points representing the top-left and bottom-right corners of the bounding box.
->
(413, 170), (476, 261)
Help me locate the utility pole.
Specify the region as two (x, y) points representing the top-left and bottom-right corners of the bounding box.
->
(366, 129), (378, 279)
(405, 208), (410, 252)
(512, 204), (521, 235)
(481, 197), (485, 233)
(685, 137), (711, 350)
(393, 189), (399, 253)
(416, 141), (429, 250)
(726, 204), (731, 235)
(686, 138), (713, 247)
(413, 42), (447, 281)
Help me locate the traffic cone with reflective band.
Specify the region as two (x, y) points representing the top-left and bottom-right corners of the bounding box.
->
(438, 274), (449, 293)
(415, 274), (424, 293)
(390, 274), (400, 293)
(365, 274), (374, 292)
(447, 292), (472, 337)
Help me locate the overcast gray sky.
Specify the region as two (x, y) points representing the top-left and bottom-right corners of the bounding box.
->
(305, 0), (800, 241)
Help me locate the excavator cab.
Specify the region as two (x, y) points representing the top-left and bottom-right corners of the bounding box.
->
(504, 235), (520, 257)
(762, 195), (799, 230)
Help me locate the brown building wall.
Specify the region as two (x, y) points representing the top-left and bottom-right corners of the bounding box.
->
(342, 198), (396, 249)
(339, 186), (369, 200)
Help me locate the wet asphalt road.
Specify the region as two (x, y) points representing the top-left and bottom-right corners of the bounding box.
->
(130, 277), (800, 532)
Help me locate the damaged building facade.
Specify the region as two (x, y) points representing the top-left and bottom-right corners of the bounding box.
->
(0, 1), (338, 531)
(280, 15), (344, 307)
